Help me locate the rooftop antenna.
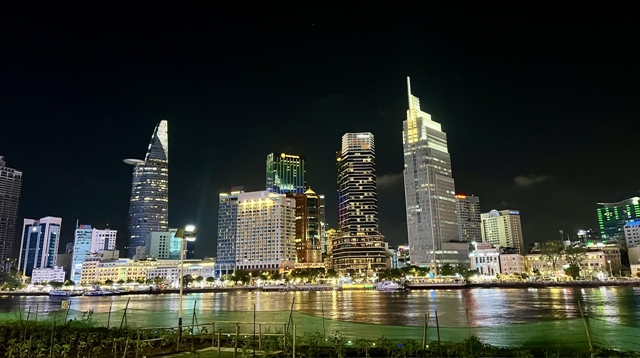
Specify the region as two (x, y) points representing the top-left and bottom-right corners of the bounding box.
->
(407, 76), (413, 111)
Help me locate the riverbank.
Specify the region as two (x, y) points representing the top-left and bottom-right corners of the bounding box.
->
(2, 279), (638, 296)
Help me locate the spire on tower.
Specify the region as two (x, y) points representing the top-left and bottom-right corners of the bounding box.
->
(407, 76), (412, 111)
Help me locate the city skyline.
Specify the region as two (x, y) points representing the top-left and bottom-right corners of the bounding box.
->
(1, 3), (638, 258)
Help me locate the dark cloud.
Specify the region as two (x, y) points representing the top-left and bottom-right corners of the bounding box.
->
(377, 173), (404, 188)
(514, 175), (550, 187)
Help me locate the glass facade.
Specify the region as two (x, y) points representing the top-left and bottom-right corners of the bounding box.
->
(125, 120), (169, 258)
(402, 77), (459, 267)
(215, 188), (242, 276)
(597, 197), (640, 240)
(287, 188), (323, 264)
(266, 153), (306, 194)
(18, 217), (62, 277)
(0, 157), (22, 268)
(455, 195), (482, 242)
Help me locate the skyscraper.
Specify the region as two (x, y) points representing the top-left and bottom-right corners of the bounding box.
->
(124, 120), (169, 258)
(333, 133), (388, 272)
(455, 195), (481, 242)
(481, 209), (524, 253)
(18, 217), (62, 277)
(215, 187), (243, 276)
(402, 77), (458, 267)
(236, 190), (296, 272)
(596, 197), (640, 241)
(266, 153), (306, 194)
(71, 225), (117, 283)
(287, 188), (323, 265)
(0, 157), (22, 268)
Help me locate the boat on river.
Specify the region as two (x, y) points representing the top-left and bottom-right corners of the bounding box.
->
(405, 277), (466, 289)
(375, 280), (404, 291)
(84, 290), (113, 296)
(48, 290), (71, 297)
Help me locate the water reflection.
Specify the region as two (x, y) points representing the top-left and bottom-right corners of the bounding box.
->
(1, 287), (638, 328)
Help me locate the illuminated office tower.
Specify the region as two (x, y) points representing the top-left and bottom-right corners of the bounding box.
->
(215, 187), (243, 276)
(266, 153), (306, 194)
(124, 120), (169, 258)
(287, 188), (323, 265)
(455, 195), (481, 242)
(319, 194), (327, 254)
(0, 157), (22, 268)
(402, 77), (458, 267)
(18, 217), (62, 277)
(481, 209), (524, 253)
(596, 197), (640, 241)
(333, 133), (388, 272)
(72, 225), (117, 283)
(235, 191), (296, 272)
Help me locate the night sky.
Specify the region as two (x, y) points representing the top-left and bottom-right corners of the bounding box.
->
(1, 3), (638, 258)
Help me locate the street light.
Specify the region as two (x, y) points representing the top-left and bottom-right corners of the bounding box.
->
(607, 260), (612, 278)
(175, 225), (197, 342)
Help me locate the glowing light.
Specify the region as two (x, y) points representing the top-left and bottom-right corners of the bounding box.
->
(185, 225), (196, 232)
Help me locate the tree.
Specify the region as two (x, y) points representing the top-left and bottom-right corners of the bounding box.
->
(126, 278), (134, 283)
(564, 246), (587, 267)
(64, 280), (75, 286)
(564, 263), (581, 279)
(326, 269), (337, 278)
(195, 276), (204, 283)
(136, 277), (145, 284)
(117, 279), (125, 284)
(270, 272), (281, 281)
(182, 275), (194, 287)
(49, 281), (64, 289)
(104, 279), (114, 286)
(540, 241), (565, 273)
(440, 264), (455, 276)
(153, 276), (164, 284)
(206, 276), (215, 283)
(231, 270), (251, 285)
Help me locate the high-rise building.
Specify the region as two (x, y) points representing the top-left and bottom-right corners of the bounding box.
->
(481, 209), (524, 253)
(71, 225), (117, 283)
(235, 191), (296, 272)
(319, 194), (327, 254)
(402, 77), (458, 267)
(124, 120), (169, 258)
(596, 197), (640, 241)
(215, 187), (243, 276)
(0, 157), (22, 268)
(287, 188), (323, 266)
(18, 217), (62, 277)
(266, 153), (306, 194)
(333, 133), (388, 272)
(455, 195), (481, 242)
(145, 229), (179, 260)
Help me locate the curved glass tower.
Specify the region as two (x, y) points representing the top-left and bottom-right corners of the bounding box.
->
(124, 120), (169, 259)
(402, 77), (458, 268)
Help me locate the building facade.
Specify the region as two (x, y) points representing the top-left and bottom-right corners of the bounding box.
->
(144, 229), (179, 259)
(333, 132), (389, 272)
(596, 197), (640, 241)
(215, 187), (243, 276)
(623, 219), (640, 249)
(31, 266), (66, 284)
(266, 153), (306, 194)
(0, 157), (22, 268)
(525, 251), (607, 276)
(287, 188), (323, 266)
(18, 217), (62, 277)
(469, 247), (501, 277)
(455, 195), (481, 242)
(235, 191), (296, 273)
(402, 78), (458, 267)
(124, 120), (169, 258)
(72, 225), (117, 283)
(481, 209), (525, 253)
(499, 253), (527, 275)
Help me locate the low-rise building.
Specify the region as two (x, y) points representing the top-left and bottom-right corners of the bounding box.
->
(31, 266), (65, 284)
(499, 253), (527, 275)
(624, 220), (640, 248)
(469, 245), (500, 277)
(80, 258), (216, 285)
(525, 251), (607, 276)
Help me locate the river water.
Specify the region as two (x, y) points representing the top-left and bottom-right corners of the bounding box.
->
(1, 287), (639, 350)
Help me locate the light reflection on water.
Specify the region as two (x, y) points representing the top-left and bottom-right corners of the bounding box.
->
(1, 287), (638, 328)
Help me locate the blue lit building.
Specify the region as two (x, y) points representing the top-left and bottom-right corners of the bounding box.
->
(266, 153), (306, 194)
(214, 187), (243, 277)
(18, 217), (62, 277)
(124, 120), (169, 258)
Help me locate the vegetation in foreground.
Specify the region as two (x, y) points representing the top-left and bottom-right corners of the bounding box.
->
(0, 314), (637, 358)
